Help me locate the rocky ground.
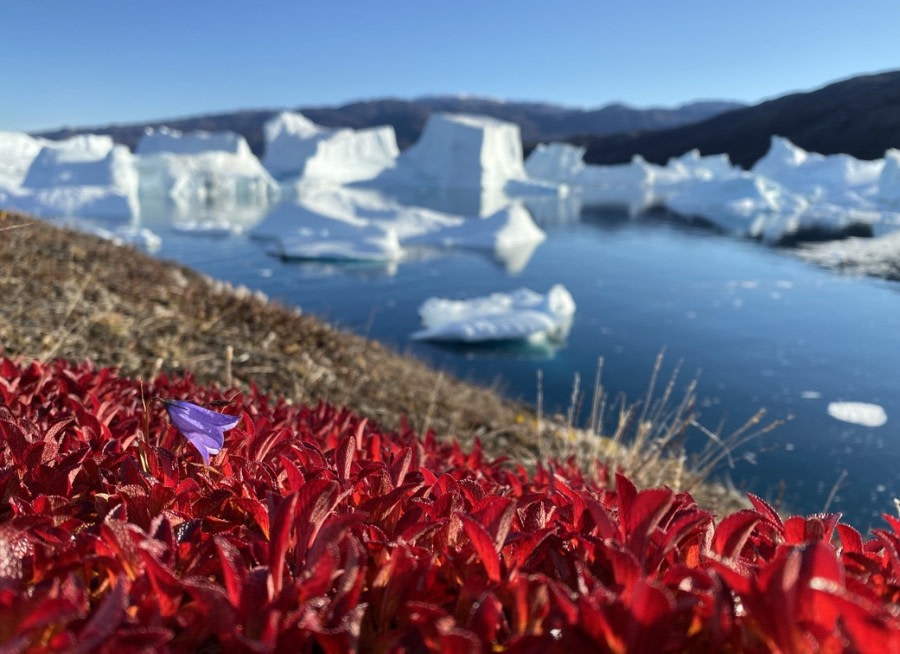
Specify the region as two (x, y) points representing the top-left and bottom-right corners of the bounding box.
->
(0, 210), (751, 512)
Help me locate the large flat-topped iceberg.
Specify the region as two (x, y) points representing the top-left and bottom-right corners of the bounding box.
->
(375, 113), (530, 191)
(23, 135), (134, 190)
(136, 127), (277, 208)
(7, 135), (140, 220)
(262, 111), (398, 184)
(412, 284), (576, 343)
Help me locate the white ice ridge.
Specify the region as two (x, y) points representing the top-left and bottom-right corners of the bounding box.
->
(250, 187), (546, 271)
(412, 284), (575, 343)
(136, 127), (278, 208)
(524, 136), (900, 242)
(262, 111), (399, 184)
(826, 401), (887, 428)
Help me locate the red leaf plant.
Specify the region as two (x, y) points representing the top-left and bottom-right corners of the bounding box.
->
(0, 357), (898, 652)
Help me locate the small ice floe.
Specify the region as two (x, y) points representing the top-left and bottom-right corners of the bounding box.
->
(411, 284), (575, 343)
(827, 401), (887, 427)
(800, 390), (822, 400)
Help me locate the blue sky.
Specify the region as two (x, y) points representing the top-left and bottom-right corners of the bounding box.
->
(2, 1), (898, 132)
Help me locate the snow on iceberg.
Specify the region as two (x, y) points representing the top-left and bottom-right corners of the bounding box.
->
(412, 284), (575, 343)
(374, 113), (534, 192)
(136, 127), (277, 208)
(262, 111), (399, 185)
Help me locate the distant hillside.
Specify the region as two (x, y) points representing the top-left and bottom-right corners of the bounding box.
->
(576, 70), (900, 168)
(34, 97), (743, 157)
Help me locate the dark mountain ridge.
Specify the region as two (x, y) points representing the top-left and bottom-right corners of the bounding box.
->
(576, 70), (900, 169)
(33, 97), (743, 157)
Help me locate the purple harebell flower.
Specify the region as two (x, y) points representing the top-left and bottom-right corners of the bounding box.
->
(161, 399), (240, 465)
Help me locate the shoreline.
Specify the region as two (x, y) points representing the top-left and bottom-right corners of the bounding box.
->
(0, 210), (751, 513)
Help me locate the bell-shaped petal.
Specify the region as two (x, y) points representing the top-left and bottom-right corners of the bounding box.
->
(161, 399), (239, 465)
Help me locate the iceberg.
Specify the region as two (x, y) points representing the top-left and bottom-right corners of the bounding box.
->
(262, 111), (399, 184)
(6, 135), (140, 220)
(136, 127), (277, 208)
(412, 284), (575, 343)
(374, 113), (531, 192)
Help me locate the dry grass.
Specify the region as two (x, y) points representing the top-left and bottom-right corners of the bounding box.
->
(0, 210), (769, 514)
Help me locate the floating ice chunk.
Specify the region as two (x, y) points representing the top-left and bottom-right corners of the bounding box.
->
(412, 284), (575, 343)
(262, 112), (398, 184)
(827, 401), (887, 427)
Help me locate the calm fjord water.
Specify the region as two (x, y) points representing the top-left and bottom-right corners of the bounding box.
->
(142, 199), (900, 528)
